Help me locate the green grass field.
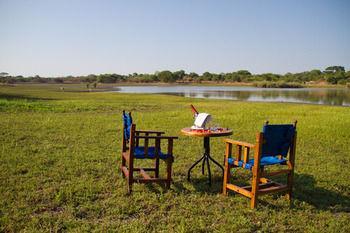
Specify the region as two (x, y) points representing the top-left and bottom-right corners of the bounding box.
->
(1, 84), (350, 232)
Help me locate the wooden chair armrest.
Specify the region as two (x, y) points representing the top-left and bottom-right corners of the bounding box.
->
(134, 136), (177, 158)
(224, 139), (254, 163)
(135, 130), (165, 134)
(224, 139), (255, 148)
(135, 135), (178, 140)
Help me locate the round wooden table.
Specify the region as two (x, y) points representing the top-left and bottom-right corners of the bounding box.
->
(181, 127), (233, 185)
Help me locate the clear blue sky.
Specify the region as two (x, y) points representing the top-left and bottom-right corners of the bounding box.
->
(1, 0), (349, 77)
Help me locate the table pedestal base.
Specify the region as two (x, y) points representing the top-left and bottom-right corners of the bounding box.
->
(187, 137), (224, 186)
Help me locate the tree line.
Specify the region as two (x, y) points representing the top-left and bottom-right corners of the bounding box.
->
(1, 66), (349, 85)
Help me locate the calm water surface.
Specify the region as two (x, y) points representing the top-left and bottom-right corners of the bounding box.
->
(113, 85), (350, 106)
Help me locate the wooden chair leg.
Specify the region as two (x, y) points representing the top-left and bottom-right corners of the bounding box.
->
(250, 171), (260, 209)
(128, 164), (134, 194)
(287, 132), (296, 203)
(166, 159), (172, 189)
(127, 177), (133, 194)
(155, 158), (160, 178)
(222, 164), (230, 196)
(286, 171), (294, 202)
(127, 183), (132, 194)
(223, 142), (232, 195)
(250, 189), (258, 208)
(250, 132), (263, 209)
(121, 156), (126, 178)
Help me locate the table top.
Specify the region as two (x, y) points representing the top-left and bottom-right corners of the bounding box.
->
(181, 127), (233, 137)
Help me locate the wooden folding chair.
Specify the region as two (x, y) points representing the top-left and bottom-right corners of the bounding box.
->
(222, 121), (297, 208)
(121, 111), (178, 193)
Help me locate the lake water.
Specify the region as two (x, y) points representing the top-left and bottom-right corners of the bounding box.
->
(113, 85), (350, 106)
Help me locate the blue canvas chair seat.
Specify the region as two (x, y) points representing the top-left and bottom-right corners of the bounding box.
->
(134, 146), (173, 160)
(227, 156), (287, 170)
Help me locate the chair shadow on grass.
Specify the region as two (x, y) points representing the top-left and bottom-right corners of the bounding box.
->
(142, 174), (223, 195)
(123, 167), (350, 212)
(293, 173), (350, 212)
(172, 172), (350, 212)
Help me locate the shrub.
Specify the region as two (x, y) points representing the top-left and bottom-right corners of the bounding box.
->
(254, 81), (303, 88)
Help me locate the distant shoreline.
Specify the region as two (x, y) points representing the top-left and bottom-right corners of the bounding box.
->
(2, 81), (348, 89)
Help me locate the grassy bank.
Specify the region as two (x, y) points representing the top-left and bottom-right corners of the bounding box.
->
(1, 84), (350, 232)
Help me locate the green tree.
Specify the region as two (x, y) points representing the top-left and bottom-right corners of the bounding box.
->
(97, 73), (124, 83)
(325, 66), (345, 73)
(158, 71), (175, 82)
(183, 72), (199, 82)
(202, 72), (213, 81)
(188, 72), (199, 78)
(0, 72), (9, 77)
(86, 74), (97, 83)
(173, 70), (186, 81)
(325, 72), (345, 84)
(236, 70), (251, 76)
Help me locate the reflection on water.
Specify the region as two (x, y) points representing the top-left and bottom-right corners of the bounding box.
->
(113, 85), (350, 106)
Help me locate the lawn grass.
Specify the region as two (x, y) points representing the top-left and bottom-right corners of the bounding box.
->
(1, 84), (350, 232)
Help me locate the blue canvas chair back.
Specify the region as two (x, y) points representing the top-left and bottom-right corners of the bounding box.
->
(122, 111), (133, 141)
(261, 124), (296, 158)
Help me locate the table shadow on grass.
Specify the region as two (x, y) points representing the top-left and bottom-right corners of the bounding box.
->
(173, 176), (223, 195)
